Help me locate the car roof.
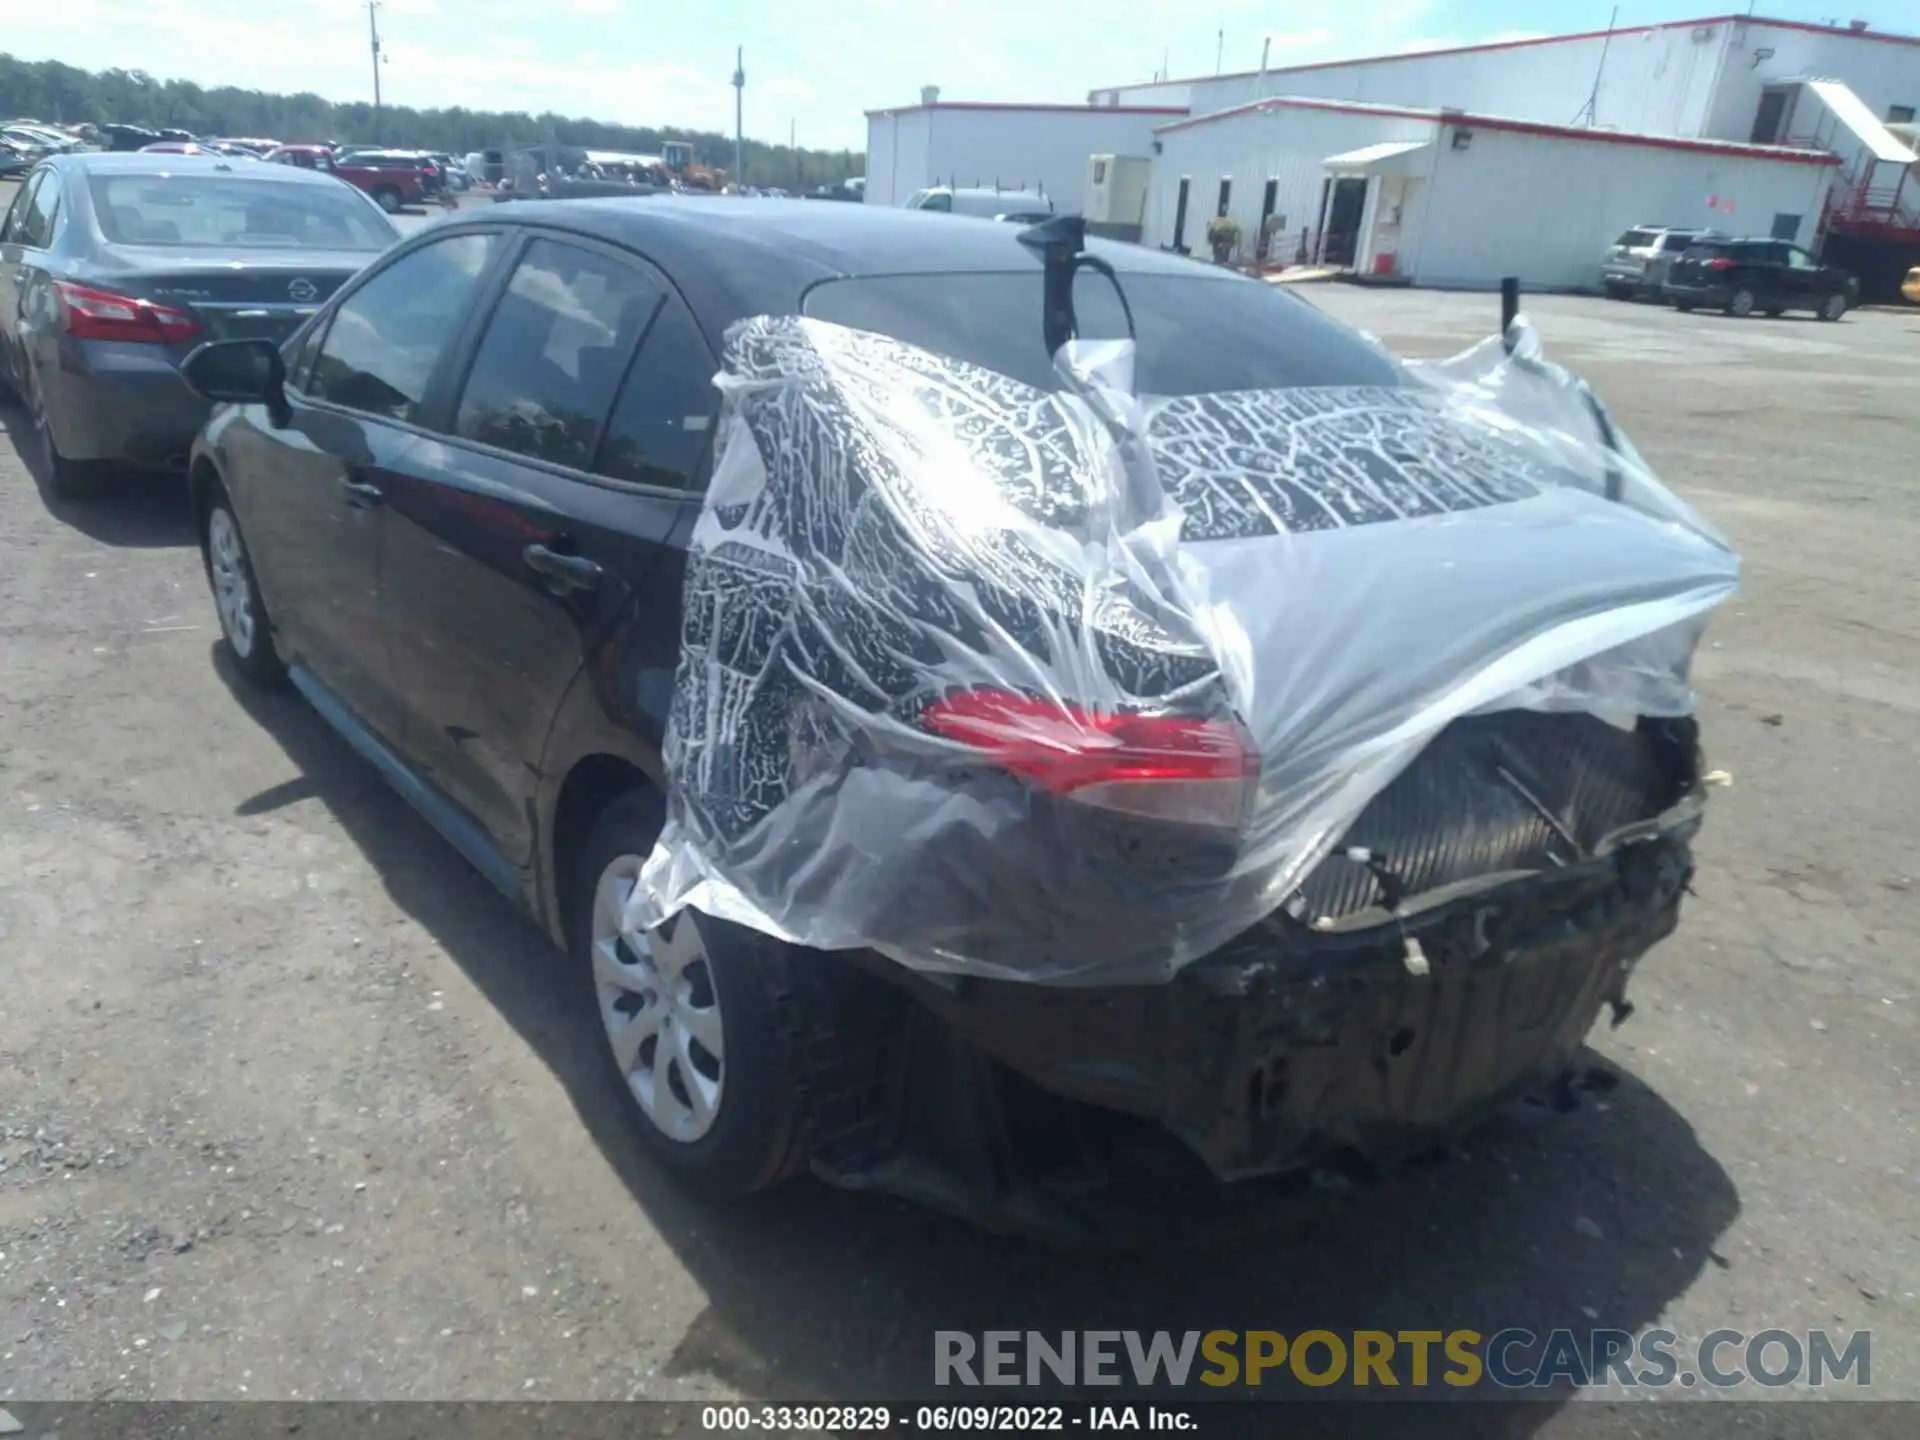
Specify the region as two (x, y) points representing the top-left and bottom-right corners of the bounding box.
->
(43, 151), (347, 187)
(472, 197), (1239, 339)
(499, 196), (1214, 281)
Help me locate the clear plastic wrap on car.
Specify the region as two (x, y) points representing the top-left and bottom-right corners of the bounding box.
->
(627, 310), (1740, 984)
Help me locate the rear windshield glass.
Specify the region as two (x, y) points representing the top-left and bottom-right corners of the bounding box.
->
(89, 174), (398, 250)
(1616, 230), (1655, 247)
(803, 270), (1400, 395)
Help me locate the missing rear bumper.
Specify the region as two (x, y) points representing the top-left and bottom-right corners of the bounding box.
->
(814, 823), (1696, 1237)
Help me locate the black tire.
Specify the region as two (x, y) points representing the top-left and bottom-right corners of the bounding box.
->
(1603, 282), (1630, 301)
(373, 185), (403, 213)
(24, 361), (112, 500)
(1673, 300), (1694, 312)
(200, 486), (287, 687)
(572, 789), (817, 1199)
(1727, 288), (1757, 318)
(1764, 309), (1785, 318)
(1817, 292), (1848, 322)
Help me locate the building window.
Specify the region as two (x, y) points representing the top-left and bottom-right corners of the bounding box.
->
(1889, 104), (1917, 124)
(1092, 159), (1107, 184)
(1770, 212), (1801, 241)
(1216, 178), (1232, 217)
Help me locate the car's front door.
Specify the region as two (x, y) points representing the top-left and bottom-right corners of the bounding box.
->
(376, 233), (716, 862)
(231, 228), (505, 742)
(1781, 244), (1827, 310)
(1753, 242), (1799, 309)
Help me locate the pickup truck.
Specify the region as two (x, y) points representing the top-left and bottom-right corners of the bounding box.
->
(263, 143), (426, 212)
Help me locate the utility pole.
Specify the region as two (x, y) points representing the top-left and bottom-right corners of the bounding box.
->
(1216, 29), (1223, 74)
(367, 1), (384, 138)
(790, 116), (799, 190)
(732, 46), (745, 188)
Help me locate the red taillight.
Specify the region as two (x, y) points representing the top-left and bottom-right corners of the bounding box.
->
(1705, 257), (1737, 272)
(54, 281), (200, 345)
(920, 688), (1260, 829)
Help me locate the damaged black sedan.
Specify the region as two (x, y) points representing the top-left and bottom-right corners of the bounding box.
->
(178, 199), (1738, 1237)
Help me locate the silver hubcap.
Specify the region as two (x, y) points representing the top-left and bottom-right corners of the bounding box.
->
(1731, 291), (1754, 316)
(1824, 295), (1844, 319)
(208, 508), (256, 659)
(591, 857), (725, 1143)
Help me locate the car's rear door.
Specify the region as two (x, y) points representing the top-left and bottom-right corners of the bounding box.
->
(228, 227), (507, 742)
(0, 169), (48, 384)
(0, 168), (60, 392)
(375, 230), (716, 863)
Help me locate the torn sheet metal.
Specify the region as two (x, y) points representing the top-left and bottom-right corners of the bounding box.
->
(629, 312), (1739, 984)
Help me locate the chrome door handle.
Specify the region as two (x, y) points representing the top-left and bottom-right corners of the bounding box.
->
(522, 543), (602, 593)
(339, 477), (385, 507)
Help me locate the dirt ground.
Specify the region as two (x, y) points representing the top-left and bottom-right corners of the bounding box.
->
(0, 221), (1914, 1432)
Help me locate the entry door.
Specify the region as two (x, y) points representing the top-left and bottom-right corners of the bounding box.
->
(1324, 177), (1368, 267)
(376, 235), (716, 863)
(1172, 178), (1190, 251)
(1752, 85), (1796, 144)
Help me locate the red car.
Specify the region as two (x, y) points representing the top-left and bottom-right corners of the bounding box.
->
(262, 143), (425, 213)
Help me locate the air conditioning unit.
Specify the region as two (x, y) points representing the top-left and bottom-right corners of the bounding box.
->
(1083, 154), (1153, 226)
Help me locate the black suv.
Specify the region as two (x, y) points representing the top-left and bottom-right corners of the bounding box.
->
(178, 200), (1712, 1234)
(1664, 237), (1856, 319)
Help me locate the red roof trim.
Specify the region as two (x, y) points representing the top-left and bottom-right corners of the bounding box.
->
(1155, 95), (1841, 166)
(865, 101), (1188, 119)
(1098, 13), (1920, 95)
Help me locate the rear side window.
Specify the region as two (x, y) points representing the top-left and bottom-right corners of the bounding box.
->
(17, 171), (61, 248)
(308, 230), (499, 420)
(594, 297), (717, 490)
(1655, 233), (1696, 252)
(1616, 229), (1654, 247)
(453, 238), (662, 471)
(804, 270), (1400, 395)
(0, 172), (43, 244)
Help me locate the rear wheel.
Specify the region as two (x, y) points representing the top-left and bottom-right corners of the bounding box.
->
(574, 790), (813, 1198)
(1818, 291), (1848, 322)
(1603, 281), (1630, 301)
(1673, 300), (1694, 313)
(372, 185), (402, 213)
(202, 492), (286, 687)
(1727, 288), (1757, 318)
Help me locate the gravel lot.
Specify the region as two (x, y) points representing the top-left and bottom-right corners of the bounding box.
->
(0, 191), (1915, 1431)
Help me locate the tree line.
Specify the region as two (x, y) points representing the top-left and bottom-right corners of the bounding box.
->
(0, 54), (866, 188)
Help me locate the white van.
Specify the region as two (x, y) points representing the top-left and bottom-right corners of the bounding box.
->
(905, 186), (1053, 221)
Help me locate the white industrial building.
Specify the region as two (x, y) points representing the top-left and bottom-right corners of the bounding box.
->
(1089, 14), (1920, 149)
(1147, 97), (1842, 287)
(863, 97), (1186, 208)
(863, 13), (1920, 294)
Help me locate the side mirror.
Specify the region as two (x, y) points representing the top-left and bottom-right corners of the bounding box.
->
(181, 338), (291, 428)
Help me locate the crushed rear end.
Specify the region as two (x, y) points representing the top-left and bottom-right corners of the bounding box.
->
(631, 235), (1738, 1231)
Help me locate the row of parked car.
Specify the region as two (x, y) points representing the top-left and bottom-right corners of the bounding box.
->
(1600, 224), (1859, 320)
(0, 146), (1724, 1233)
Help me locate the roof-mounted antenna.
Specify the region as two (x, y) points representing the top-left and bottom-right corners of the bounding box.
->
(1016, 214), (1135, 355)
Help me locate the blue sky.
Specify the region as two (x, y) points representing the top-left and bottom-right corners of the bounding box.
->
(13, 1), (1920, 150)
